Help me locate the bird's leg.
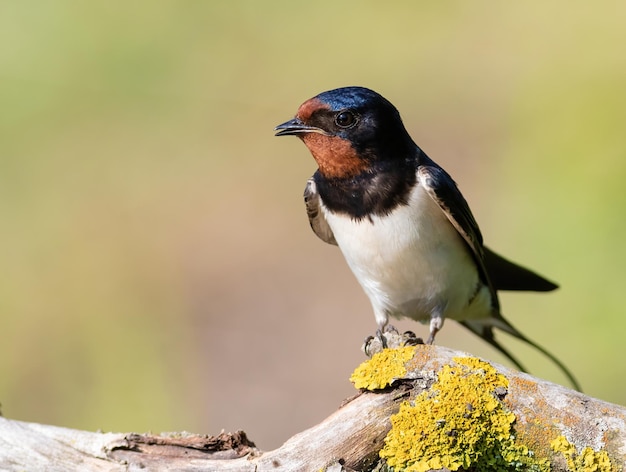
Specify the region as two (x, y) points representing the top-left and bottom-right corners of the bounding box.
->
(426, 314), (444, 345)
(377, 327), (390, 348)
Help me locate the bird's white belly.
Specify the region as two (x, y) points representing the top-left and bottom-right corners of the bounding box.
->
(322, 184), (489, 327)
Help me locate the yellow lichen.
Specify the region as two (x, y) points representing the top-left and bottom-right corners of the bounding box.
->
(550, 435), (614, 472)
(350, 346), (416, 390)
(379, 356), (550, 471)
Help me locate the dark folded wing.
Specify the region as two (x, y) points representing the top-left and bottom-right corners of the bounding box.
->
(417, 160), (578, 389)
(416, 163), (495, 297)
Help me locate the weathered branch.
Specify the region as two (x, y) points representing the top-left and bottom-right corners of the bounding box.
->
(1, 345), (624, 471)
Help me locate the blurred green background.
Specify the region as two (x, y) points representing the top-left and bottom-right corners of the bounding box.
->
(1, 1), (624, 449)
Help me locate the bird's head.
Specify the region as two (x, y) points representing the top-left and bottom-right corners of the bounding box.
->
(275, 87), (415, 179)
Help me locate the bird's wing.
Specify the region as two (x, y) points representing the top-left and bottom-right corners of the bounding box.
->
(416, 164), (493, 292)
(418, 164), (558, 293)
(483, 246), (558, 292)
(304, 178), (337, 246)
(418, 162), (579, 390)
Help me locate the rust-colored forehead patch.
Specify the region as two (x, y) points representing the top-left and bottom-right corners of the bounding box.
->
(296, 97), (329, 122)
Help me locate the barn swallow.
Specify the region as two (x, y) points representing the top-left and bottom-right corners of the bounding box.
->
(275, 86), (580, 390)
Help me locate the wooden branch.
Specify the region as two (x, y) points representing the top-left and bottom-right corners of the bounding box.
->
(1, 345), (624, 471)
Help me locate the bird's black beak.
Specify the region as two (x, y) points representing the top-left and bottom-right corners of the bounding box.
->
(274, 118), (327, 137)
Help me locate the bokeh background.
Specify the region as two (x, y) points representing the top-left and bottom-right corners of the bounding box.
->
(1, 1), (624, 450)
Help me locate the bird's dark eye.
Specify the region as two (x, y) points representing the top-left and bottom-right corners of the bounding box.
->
(334, 110), (358, 128)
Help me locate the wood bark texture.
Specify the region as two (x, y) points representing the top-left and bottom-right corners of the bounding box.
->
(0, 344), (624, 471)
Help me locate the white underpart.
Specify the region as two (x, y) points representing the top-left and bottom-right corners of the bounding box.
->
(321, 182), (492, 335)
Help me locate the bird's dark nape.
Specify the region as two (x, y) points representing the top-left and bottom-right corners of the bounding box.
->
(460, 320), (582, 392)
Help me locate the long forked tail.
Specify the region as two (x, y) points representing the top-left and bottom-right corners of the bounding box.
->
(459, 318), (582, 392)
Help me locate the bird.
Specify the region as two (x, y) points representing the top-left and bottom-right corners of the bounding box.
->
(275, 86), (580, 390)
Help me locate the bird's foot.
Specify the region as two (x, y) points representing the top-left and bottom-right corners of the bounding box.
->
(362, 325), (424, 358)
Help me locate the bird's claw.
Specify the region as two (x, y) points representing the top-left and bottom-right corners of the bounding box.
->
(402, 330), (423, 346)
(362, 325), (424, 357)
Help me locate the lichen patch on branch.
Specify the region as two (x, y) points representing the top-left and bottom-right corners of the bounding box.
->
(550, 435), (614, 472)
(350, 346), (417, 390)
(379, 356), (550, 472)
